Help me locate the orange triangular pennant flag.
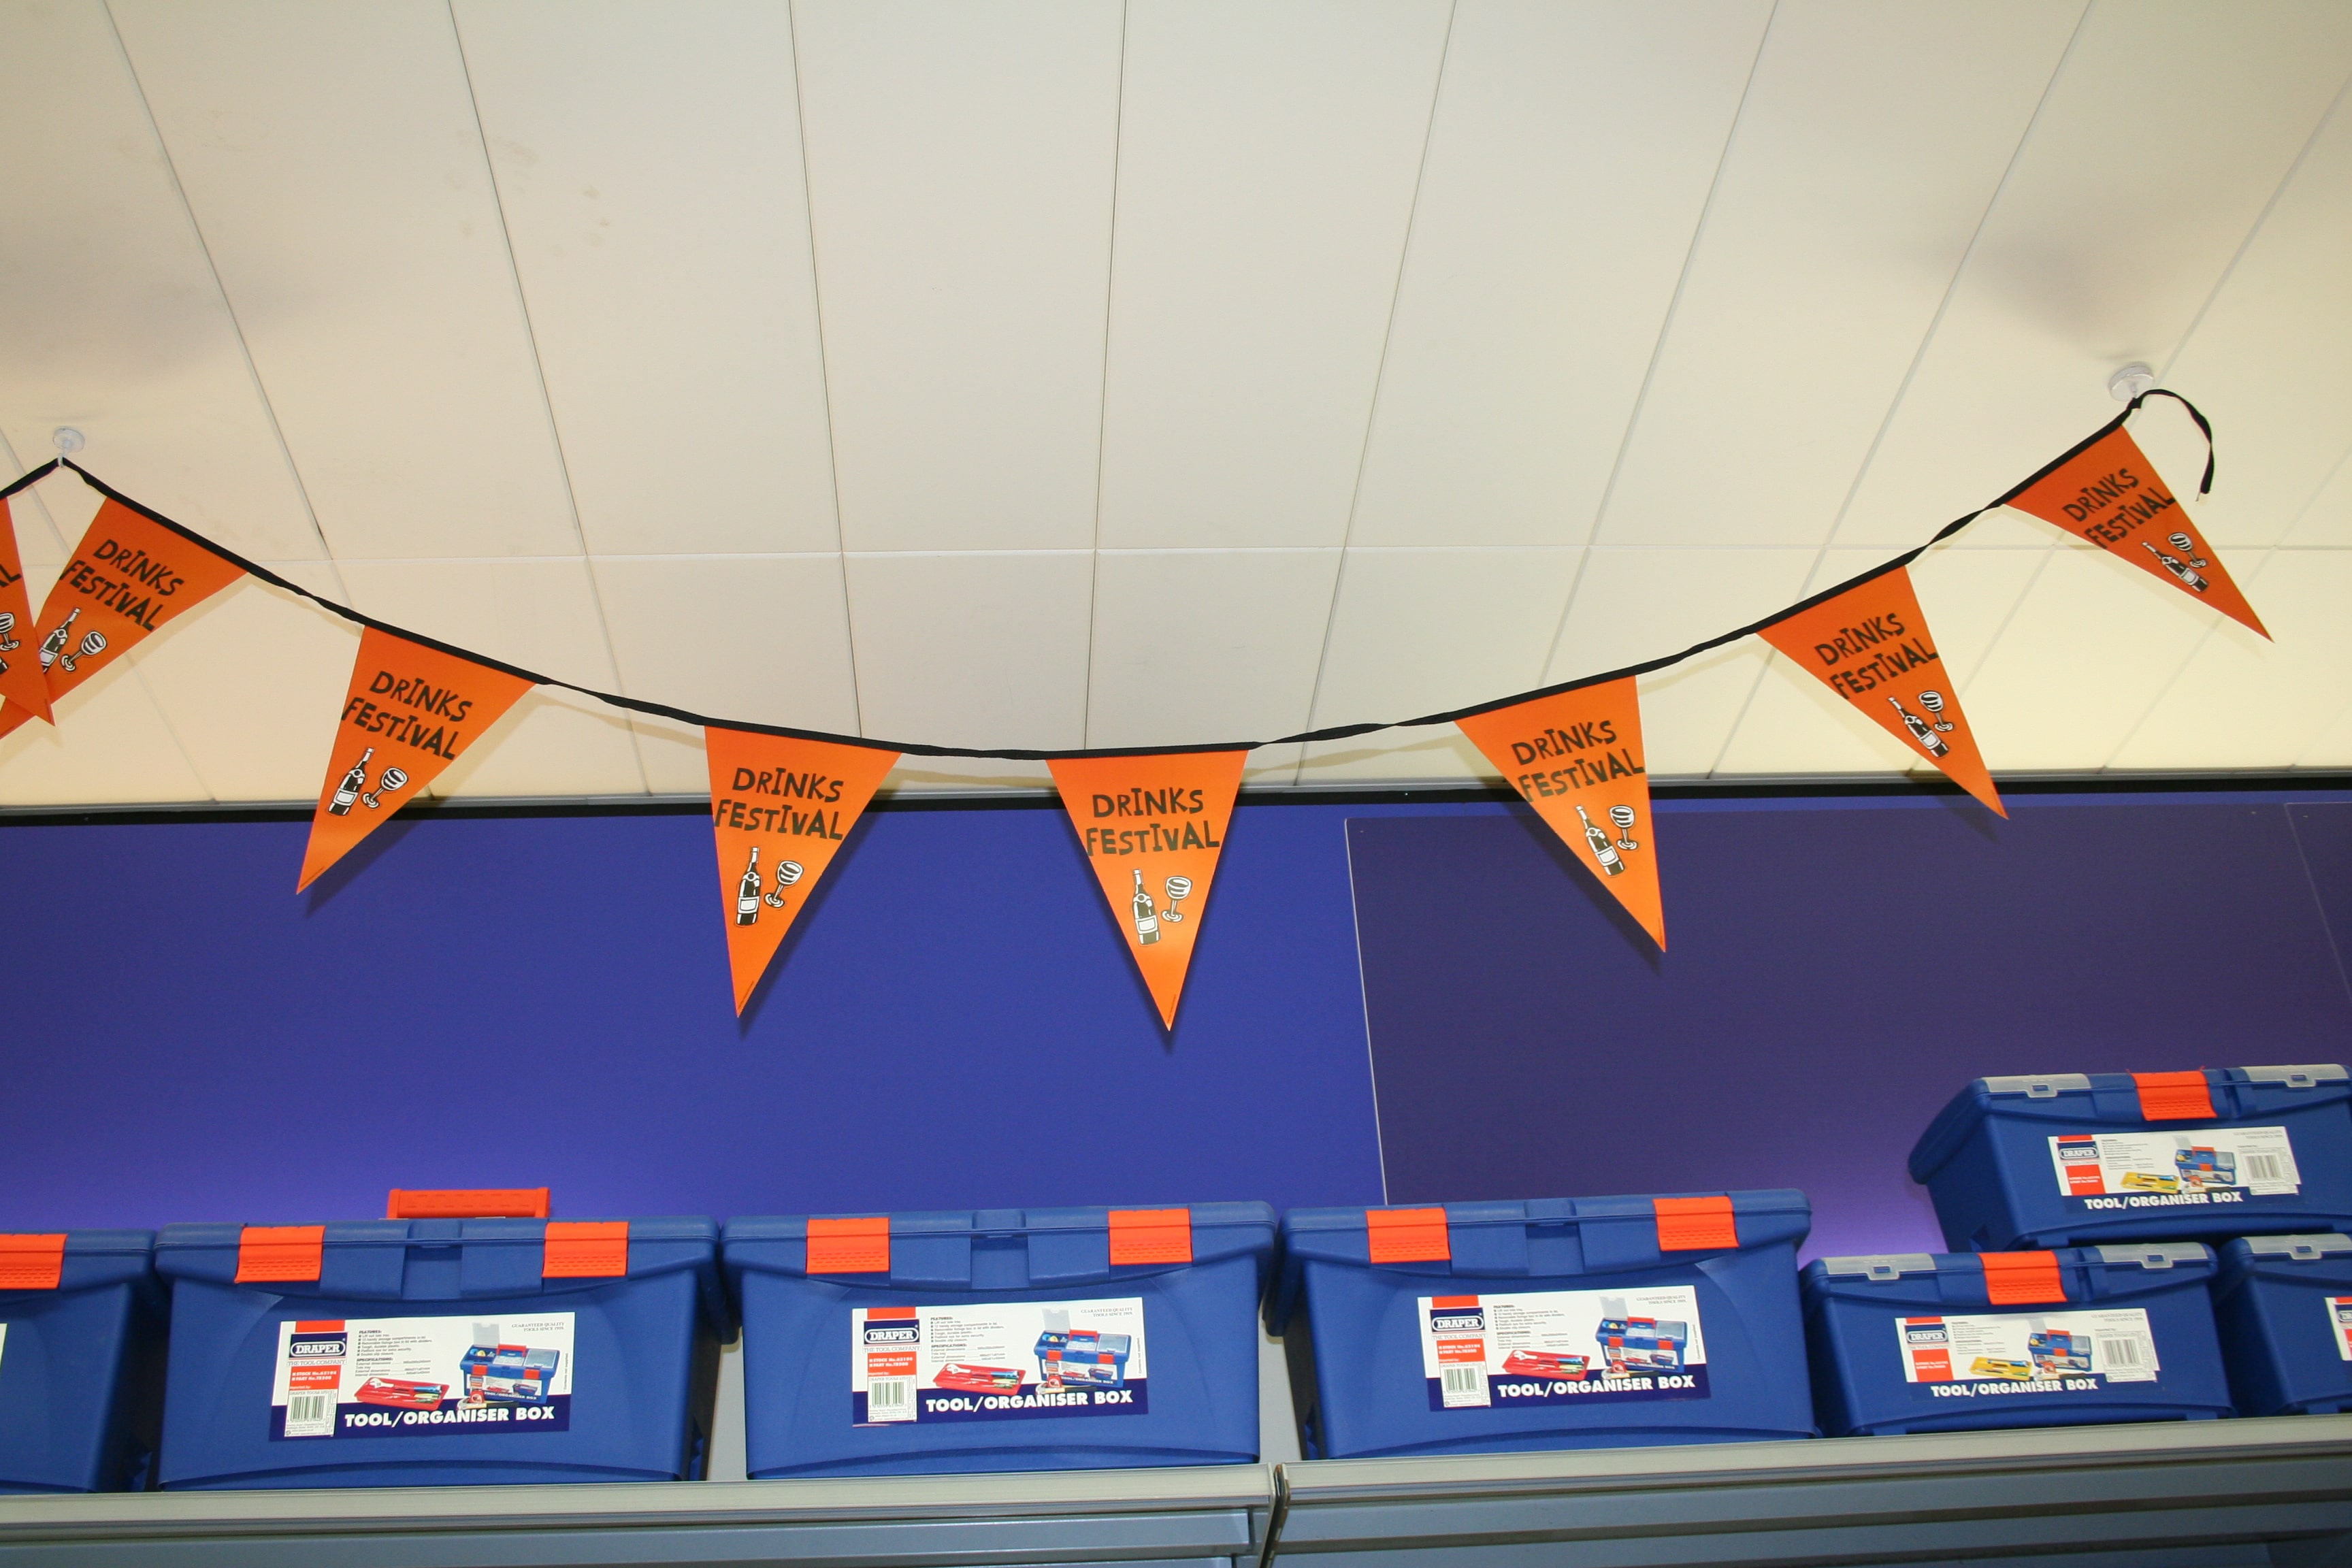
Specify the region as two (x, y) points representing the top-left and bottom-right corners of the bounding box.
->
(1456, 677), (1664, 949)
(1048, 750), (1247, 1029)
(1760, 566), (2005, 817)
(18, 499), (244, 720)
(0, 496), (53, 723)
(298, 627), (536, 891)
(2006, 424), (2266, 637)
(704, 727), (898, 1013)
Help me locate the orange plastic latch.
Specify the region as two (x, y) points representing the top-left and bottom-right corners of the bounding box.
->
(806, 1216), (891, 1274)
(1366, 1208), (1450, 1264)
(1980, 1251), (2066, 1305)
(1654, 1196), (1740, 1252)
(387, 1188), (551, 1220)
(542, 1221), (628, 1278)
(236, 1226), (325, 1284)
(0, 1234), (67, 1290)
(1109, 1209), (1192, 1265)
(2134, 1071), (2217, 1122)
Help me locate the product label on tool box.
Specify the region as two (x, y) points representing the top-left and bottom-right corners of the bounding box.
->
(2328, 1297), (2352, 1362)
(850, 1298), (1147, 1425)
(1896, 1308), (2158, 1396)
(269, 1313), (574, 1439)
(2048, 1128), (2298, 1209)
(1417, 1287), (1710, 1410)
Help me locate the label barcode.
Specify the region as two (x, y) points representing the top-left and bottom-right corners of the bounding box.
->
(1441, 1365), (1484, 1396)
(867, 1378), (913, 1420)
(2245, 1154), (2287, 1183)
(287, 1394), (329, 1423)
(2096, 1337), (2142, 1369)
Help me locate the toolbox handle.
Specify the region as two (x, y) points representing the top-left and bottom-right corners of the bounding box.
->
(387, 1189), (551, 1220)
(0, 1234), (66, 1290)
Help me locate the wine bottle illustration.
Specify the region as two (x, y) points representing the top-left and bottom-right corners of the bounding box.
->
(1131, 868), (1160, 944)
(1889, 698), (1950, 757)
(2143, 540), (2209, 592)
(1574, 805), (1626, 876)
(38, 608), (79, 671)
(329, 747), (374, 816)
(737, 846), (763, 926)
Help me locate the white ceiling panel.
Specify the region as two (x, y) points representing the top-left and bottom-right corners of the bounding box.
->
(1637, 643), (1776, 777)
(0, 0), (324, 561)
(0, 659), (208, 804)
(131, 566), (359, 802)
(1094, 0), (1452, 550)
(1832, 1), (2352, 553)
(794, 0), (1121, 554)
(334, 557), (625, 691)
(453, 0), (840, 557)
(1294, 728), (1497, 788)
(109, 0), (585, 559)
(1591, 0), (2080, 550)
(1345, 0), (1768, 549)
(2285, 448), (2352, 549)
(7, 472), (107, 570)
(592, 556), (860, 736)
(879, 755), (1059, 792)
(428, 685), (650, 799)
(1956, 546), (2251, 770)
(1546, 546), (1813, 683)
(2296, 668), (2352, 768)
(842, 552), (1093, 751)
(2155, 86), (2352, 549)
(1085, 549), (1337, 749)
(2109, 550), (2352, 770)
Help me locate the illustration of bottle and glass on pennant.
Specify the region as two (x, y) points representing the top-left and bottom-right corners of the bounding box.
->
(1573, 804), (1642, 877)
(36, 608), (106, 674)
(734, 845), (806, 926)
(1888, 689), (1958, 759)
(1128, 870), (1194, 945)
(327, 748), (413, 817)
(2144, 531), (2210, 593)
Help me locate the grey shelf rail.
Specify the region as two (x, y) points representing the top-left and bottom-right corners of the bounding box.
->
(2, 1415), (2348, 1567)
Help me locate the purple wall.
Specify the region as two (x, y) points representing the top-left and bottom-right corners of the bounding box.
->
(1346, 793), (2352, 1260)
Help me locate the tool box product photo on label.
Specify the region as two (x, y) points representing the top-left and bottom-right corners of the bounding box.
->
(723, 1203), (1274, 1477)
(1801, 1245), (2233, 1436)
(1271, 1192), (1815, 1460)
(152, 1209), (726, 1489)
(1908, 1066), (2352, 1250)
(2212, 1232), (2352, 1415)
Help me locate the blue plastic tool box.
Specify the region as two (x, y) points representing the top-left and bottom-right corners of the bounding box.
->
(1801, 1243), (2232, 1436)
(1269, 1192), (1815, 1460)
(723, 1203), (1275, 1477)
(152, 1217), (725, 1489)
(1909, 1065), (2352, 1251)
(2212, 1232), (2352, 1416)
(0, 1231), (165, 1492)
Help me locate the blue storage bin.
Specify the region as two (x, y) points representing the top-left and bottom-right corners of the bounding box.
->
(2212, 1232), (2352, 1416)
(1801, 1243), (2232, 1436)
(1909, 1065), (2352, 1251)
(1270, 1192), (1815, 1460)
(723, 1203), (1275, 1477)
(153, 1218), (724, 1489)
(0, 1231), (165, 1493)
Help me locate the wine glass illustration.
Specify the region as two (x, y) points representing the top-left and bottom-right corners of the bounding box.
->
(1607, 804), (1638, 851)
(1162, 875), (1194, 923)
(0, 611), (17, 652)
(361, 766), (410, 808)
(1917, 690), (1957, 733)
(762, 858), (804, 908)
(56, 630), (105, 672)
(2167, 532), (2208, 568)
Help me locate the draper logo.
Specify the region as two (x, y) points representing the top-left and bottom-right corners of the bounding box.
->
(1901, 1321), (1949, 1347)
(1428, 1309), (1485, 1334)
(289, 1332), (348, 1359)
(863, 1314), (920, 1345)
(2057, 1139), (2100, 1163)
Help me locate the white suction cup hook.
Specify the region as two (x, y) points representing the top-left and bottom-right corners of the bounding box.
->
(51, 427), (84, 464)
(2106, 363), (2156, 403)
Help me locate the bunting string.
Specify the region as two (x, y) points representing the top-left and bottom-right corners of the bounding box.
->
(0, 389), (2216, 764)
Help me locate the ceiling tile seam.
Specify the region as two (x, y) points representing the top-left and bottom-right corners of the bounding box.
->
(2157, 62), (2352, 389)
(1291, 0), (1458, 783)
(1079, 0), (1129, 751)
(2093, 550), (2278, 770)
(787, 0), (865, 741)
(1953, 539), (2059, 713)
(1705, 0), (2093, 778)
(446, 0), (647, 796)
(98, 0), (350, 600)
(0, 428), (214, 800)
(1533, 0), (1780, 700)
(2279, 438), (2352, 546)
